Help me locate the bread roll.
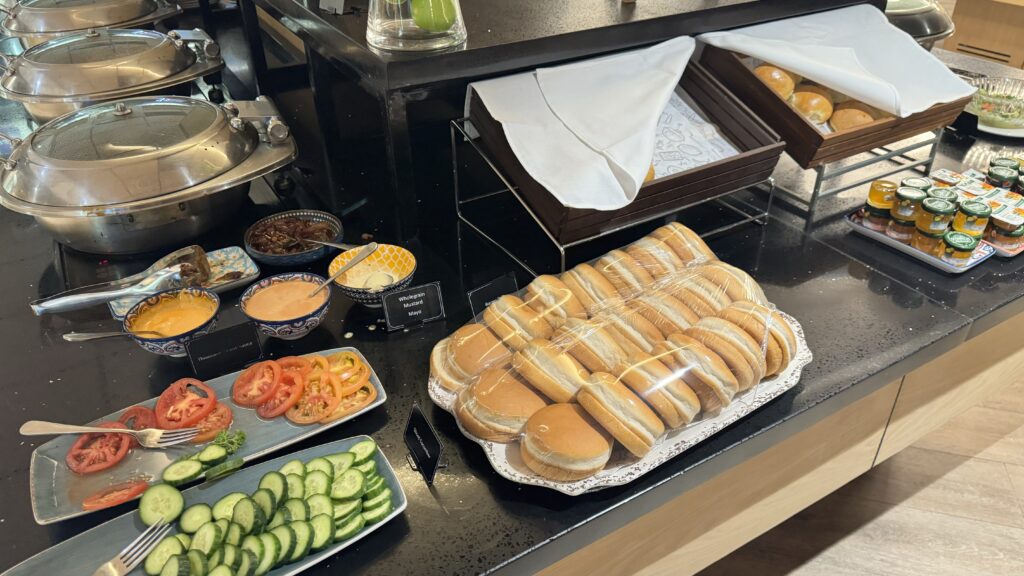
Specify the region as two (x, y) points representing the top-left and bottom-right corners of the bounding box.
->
(578, 373), (665, 458)
(626, 236), (684, 279)
(524, 275), (587, 329)
(667, 275), (732, 318)
(791, 88), (834, 124)
(596, 306), (664, 354)
(616, 351), (702, 428)
(455, 369), (548, 442)
(520, 404), (612, 481)
(561, 263), (621, 316)
(685, 317), (766, 391)
(697, 261), (767, 305)
(645, 164), (656, 183)
(652, 334), (738, 412)
(649, 222), (716, 264)
(754, 65), (796, 100)
(483, 295), (553, 351)
(553, 318), (629, 374)
(829, 107), (874, 131)
(629, 293), (700, 335)
(595, 249), (654, 298)
(795, 84), (834, 103)
(429, 324), (511, 391)
(512, 338), (590, 403)
(718, 301), (797, 377)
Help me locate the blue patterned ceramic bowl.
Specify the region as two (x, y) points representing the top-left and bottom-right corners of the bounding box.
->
(244, 210), (344, 267)
(122, 287), (220, 357)
(240, 272), (331, 340)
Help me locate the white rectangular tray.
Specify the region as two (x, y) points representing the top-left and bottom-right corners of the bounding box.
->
(844, 211), (995, 274)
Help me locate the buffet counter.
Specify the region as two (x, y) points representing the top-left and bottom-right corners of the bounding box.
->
(3, 27), (1024, 576)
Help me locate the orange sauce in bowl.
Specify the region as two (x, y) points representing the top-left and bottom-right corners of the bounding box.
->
(132, 293), (216, 337)
(244, 280), (328, 321)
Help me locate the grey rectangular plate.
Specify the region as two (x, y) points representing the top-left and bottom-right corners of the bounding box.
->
(7, 436), (406, 576)
(29, 347), (386, 524)
(844, 211), (995, 274)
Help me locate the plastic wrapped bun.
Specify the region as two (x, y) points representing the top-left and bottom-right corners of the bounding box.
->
(629, 292), (700, 334)
(430, 323), (511, 391)
(650, 222), (717, 264)
(651, 334), (738, 413)
(511, 338), (590, 403)
(685, 317), (766, 391)
(560, 263), (623, 315)
(523, 275), (587, 328)
(594, 249), (654, 298)
(595, 304), (665, 354)
(520, 403), (613, 482)
(616, 350), (701, 428)
(553, 318), (629, 374)
(482, 294), (552, 350)
(698, 261), (767, 304)
(663, 275), (732, 318)
(454, 368), (548, 443)
(577, 373), (665, 458)
(718, 301), (798, 377)
(626, 236), (685, 280)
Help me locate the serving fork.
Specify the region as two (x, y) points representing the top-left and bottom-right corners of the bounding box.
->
(19, 420), (200, 448)
(92, 518), (171, 576)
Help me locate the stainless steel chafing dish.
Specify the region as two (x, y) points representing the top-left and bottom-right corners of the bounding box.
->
(885, 0), (955, 51)
(0, 0), (182, 48)
(0, 96), (296, 254)
(0, 28), (224, 124)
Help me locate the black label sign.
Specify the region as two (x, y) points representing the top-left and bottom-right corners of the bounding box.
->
(186, 321), (263, 379)
(467, 272), (519, 318)
(404, 404), (444, 485)
(382, 282), (445, 331)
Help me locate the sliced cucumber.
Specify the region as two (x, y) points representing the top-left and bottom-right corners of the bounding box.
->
(267, 508), (291, 530)
(254, 533), (280, 576)
(174, 533), (192, 550)
(186, 549), (208, 576)
(331, 499), (362, 522)
(282, 498), (309, 522)
(208, 566), (234, 576)
(348, 439), (377, 464)
(324, 452), (355, 476)
(189, 522), (224, 555)
(251, 488), (276, 520)
(224, 522), (244, 546)
(240, 536), (263, 567)
(198, 444), (228, 466)
(309, 514), (333, 552)
(287, 521), (313, 563)
(305, 494), (333, 519)
(179, 503), (213, 534)
(361, 500), (393, 525)
(232, 498), (266, 535)
(159, 554), (191, 576)
(140, 484), (185, 526)
(218, 543), (242, 571)
(257, 471), (288, 505)
(205, 458), (244, 482)
(278, 459), (305, 477)
(330, 469), (365, 501)
(362, 487), (392, 511)
(144, 535), (185, 575)
(284, 474), (304, 501)
(212, 493), (247, 522)
(363, 476), (386, 500)
(214, 519), (230, 540)
(236, 549), (257, 576)
(333, 513), (365, 542)
(269, 525), (296, 567)
(162, 460), (204, 487)
(352, 459), (377, 477)
(304, 457), (334, 480)
(303, 470), (330, 498)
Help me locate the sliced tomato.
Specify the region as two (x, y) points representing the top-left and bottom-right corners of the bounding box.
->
(286, 370), (343, 425)
(320, 382), (378, 424)
(327, 351), (361, 375)
(257, 371), (305, 419)
(81, 480), (149, 511)
(307, 355), (330, 373)
(278, 356), (313, 377)
(155, 379), (217, 429)
(231, 361), (282, 407)
(118, 405), (157, 448)
(65, 421), (132, 475)
(192, 403), (234, 444)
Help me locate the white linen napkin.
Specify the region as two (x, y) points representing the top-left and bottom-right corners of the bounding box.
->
(465, 37), (695, 210)
(699, 4), (974, 118)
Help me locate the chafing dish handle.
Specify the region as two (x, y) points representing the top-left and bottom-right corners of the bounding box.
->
(0, 132), (20, 169)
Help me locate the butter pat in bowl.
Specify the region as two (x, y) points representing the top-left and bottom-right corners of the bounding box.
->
(122, 287), (220, 357)
(328, 244), (417, 307)
(241, 272), (332, 340)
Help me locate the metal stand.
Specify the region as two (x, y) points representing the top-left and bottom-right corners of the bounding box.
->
(451, 118), (775, 277)
(776, 130), (942, 232)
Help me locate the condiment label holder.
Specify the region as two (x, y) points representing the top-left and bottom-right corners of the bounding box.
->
(404, 404), (447, 485)
(382, 282), (445, 332)
(467, 272), (519, 318)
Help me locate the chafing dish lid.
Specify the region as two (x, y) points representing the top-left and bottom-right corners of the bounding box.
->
(3, 0), (162, 35)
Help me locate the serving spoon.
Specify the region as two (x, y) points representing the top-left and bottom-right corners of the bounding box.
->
(63, 330), (166, 342)
(309, 242), (379, 298)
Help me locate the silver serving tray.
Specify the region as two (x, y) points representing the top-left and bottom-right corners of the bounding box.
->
(30, 347), (386, 524)
(108, 247), (261, 319)
(844, 211), (996, 274)
(8, 435), (406, 576)
(429, 311), (811, 496)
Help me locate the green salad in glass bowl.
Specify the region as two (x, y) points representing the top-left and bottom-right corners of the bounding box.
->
(966, 77), (1024, 130)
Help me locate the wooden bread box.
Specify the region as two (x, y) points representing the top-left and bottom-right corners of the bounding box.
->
(699, 45), (972, 170)
(467, 62), (785, 245)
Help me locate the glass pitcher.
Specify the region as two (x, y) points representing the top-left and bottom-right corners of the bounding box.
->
(366, 0), (467, 51)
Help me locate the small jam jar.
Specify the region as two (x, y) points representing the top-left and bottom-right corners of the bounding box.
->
(862, 204), (891, 232)
(916, 197), (956, 235)
(987, 166), (1019, 190)
(900, 176), (932, 192)
(990, 157), (1021, 171)
(911, 228), (945, 255)
(867, 180), (897, 210)
(938, 231), (980, 267)
(885, 218), (915, 244)
(952, 200), (992, 238)
(926, 187), (959, 204)
(988, 224), (1024, 252)
(890, 187), (928, 221)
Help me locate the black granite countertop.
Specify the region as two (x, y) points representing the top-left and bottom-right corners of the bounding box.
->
(3, 48), (1024, 576)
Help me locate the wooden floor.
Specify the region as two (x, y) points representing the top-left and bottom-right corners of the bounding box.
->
(700, 375), (1024, 576)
